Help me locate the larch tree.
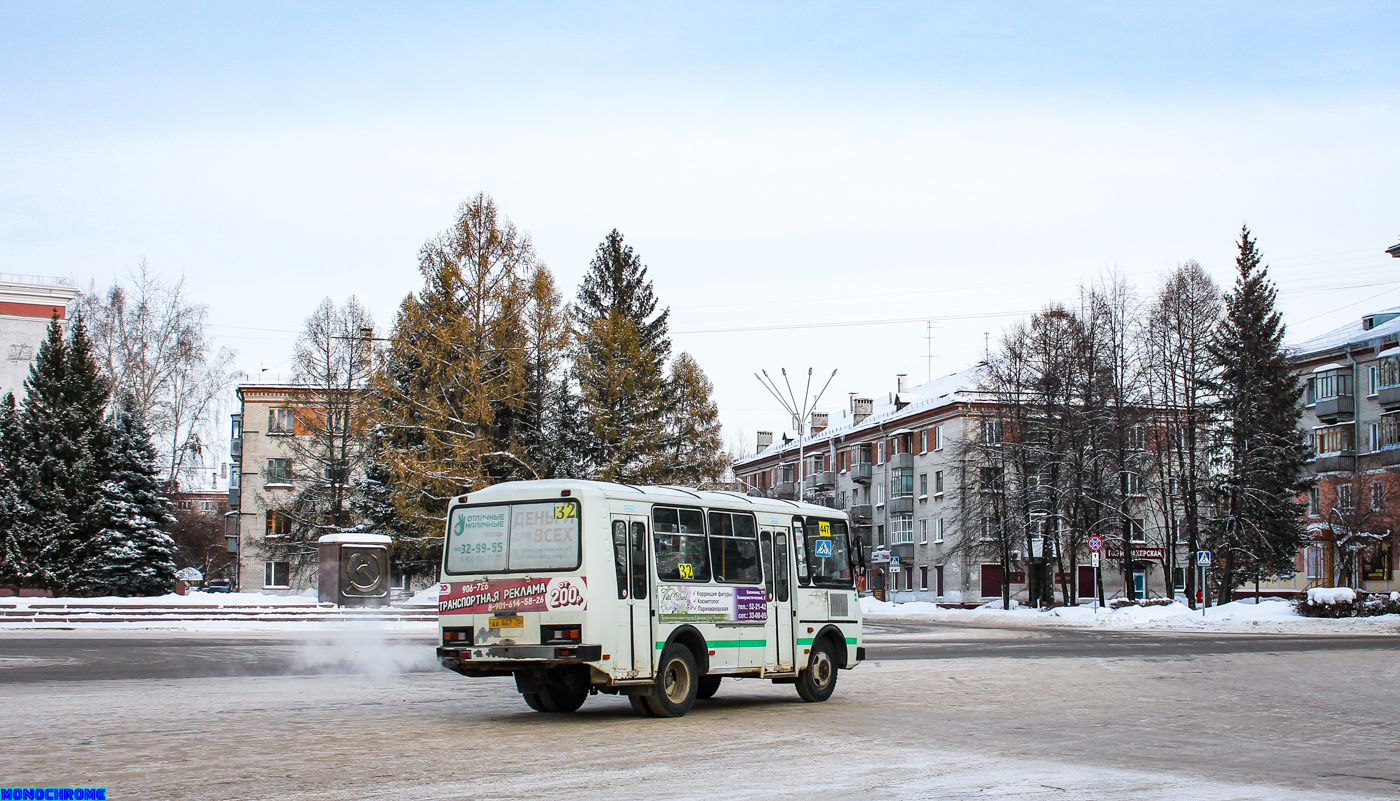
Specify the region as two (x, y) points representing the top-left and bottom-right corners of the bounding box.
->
(517, 263), (575, 478)
(574, 229), (672, 483)
(660, 352), (728, 487)
(372, 194), (536, 573)
(1205, 226), (1309, 602)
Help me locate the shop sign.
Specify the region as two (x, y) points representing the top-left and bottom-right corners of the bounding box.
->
(1107, 547), (1166, 561)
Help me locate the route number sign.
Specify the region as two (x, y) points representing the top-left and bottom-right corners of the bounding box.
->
(1196, 550), (1212, 567)
(1088, 536), (1104, 552)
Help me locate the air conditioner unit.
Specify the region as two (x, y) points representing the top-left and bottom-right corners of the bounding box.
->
(1010, 551), (1022, 561)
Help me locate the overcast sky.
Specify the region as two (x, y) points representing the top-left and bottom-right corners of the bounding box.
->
(3, 2), (1398, 452)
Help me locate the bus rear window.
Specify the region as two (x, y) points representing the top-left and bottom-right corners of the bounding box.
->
(445, 500), (581, 575)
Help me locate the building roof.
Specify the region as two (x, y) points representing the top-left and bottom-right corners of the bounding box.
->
(1289, 306), (1400, 359)
(735, 364), (986, 468)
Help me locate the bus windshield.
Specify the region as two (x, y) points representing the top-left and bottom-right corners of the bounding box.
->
(444, 499), (581, 574)
(804, 517), (854, 588)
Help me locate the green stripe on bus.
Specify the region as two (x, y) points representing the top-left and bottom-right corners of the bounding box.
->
(797, 637), (859, 646)
(655, 640), (767, 649)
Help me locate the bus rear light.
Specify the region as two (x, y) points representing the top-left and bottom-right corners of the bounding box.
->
(457, 495), (469, 503)
(560, 489), (571, 496)
(541, 625), (582, 644)
(443, 628), (473, 646)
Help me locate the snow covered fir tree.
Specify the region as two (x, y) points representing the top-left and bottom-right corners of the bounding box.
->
(0, 314), (179, 596)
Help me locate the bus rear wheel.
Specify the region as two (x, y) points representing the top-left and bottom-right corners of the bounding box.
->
(645, 643), (698, 717)
(697, 675), (722, 699)
(795, 638), (838, 703)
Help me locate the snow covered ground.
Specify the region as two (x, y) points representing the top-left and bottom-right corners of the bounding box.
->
(0, 589), (324, 607)
(861, 595), (1400, 634)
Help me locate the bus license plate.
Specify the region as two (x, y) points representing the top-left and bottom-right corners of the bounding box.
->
(490, 616), (524, 629)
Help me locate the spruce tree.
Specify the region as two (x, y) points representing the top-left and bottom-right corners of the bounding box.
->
(574, 230), (673, 482)
(1205, 226), (1309, 602)
(0, 393), (25, 583)
(82, 394), (178, 596)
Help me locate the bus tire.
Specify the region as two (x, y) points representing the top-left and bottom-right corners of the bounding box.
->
(645, 643), (698, 717)
(795, 638), (838, 703)
(696, 675), (722, 699)
(521, 692), (549, 712)
(628, 694), (655, 717)
(538, 677), (589, 713)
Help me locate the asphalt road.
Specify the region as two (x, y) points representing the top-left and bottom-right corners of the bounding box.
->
(1, 621), (1397, 683)
(4, 622), (1399, 800)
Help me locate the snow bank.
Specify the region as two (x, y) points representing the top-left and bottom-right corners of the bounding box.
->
(404, 584), (442, 607)
(860, 594), (1400, 634)
(1306, 587), (1357, 604)
(0, 590), (324, 608)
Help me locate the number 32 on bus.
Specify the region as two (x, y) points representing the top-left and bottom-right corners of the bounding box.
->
(436, 480), (865, 718)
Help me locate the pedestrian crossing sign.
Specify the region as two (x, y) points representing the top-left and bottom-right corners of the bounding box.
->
(815, 539), (833, 557)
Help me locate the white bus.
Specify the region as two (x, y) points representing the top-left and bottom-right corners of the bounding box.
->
(436, 479), (864, 718)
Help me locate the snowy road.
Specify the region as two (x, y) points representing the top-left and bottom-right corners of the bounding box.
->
(3, 624), (1398, 800)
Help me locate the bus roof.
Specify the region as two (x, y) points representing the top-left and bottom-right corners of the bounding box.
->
(456, 479), (846, 518)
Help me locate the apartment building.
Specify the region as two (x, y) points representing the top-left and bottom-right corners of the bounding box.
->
(733, 368), (1179, 605)
(1251, 307), (1400, 596)
(0, 274), (81, 401)
(229, 379), (371, 594)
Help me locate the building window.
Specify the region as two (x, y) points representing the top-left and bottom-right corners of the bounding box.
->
(264, 561), (290, 588)
(919, 473), (928, 497)
(981, 419), (1003, 444)
(934, 470), (944, 495)
(1129, 518), (1146, 543)
(934, 518), (945, 544)
(1125, 426), (1146, 451)
(1337, 483), (1353, 512)
(266, 458), (292, 484)
(1122, 472), (1144, 497)
(920, 565), (929, 590)
(919, 430), (927, 454)
(933, 426), (942, 451)
(877, 442), (884, 464)
(266, 510), (293, 538)
(231, 417), (242, 439)
(1370, 422), (1380, 453)
(920, 518), (929, 544)
(890, 515), (914, 545)
(876, 524), (885, 547)
(1313, 370), (1352, 402)
(1308, 487), (1320, 517)
(1304, 546), (1323, 579)
(876, 483), (886, 506)
(892, 468), (914, 498)
(1371, 480), (1384, 512)
(268, 408), (294, 434)
(1370, 365), (1379, 396)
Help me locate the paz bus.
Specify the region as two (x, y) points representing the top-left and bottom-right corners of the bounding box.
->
(436, 479), (864, 718)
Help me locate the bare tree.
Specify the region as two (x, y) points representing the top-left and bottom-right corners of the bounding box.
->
(1144, 261), (1222, 606)
(77, 261), (243, 487)
(262, 297), (377, 577)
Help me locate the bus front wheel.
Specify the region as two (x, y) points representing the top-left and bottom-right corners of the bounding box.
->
(795, 638), (838, 703)
(645, 643), (699, 717)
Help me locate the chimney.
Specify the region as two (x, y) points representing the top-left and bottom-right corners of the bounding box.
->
(756, 431), (773, 450)
(896, 373), (907, 393)
(810, 412), (828, 435)
(851, 397), (873, 425)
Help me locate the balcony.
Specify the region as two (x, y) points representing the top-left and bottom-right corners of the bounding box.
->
(1380, 385), (1400, 411)
(805, 471), (835, 491)
(889, 452), (914, 470)
(230, 438), (242, 460)
(1314, 395), (1354, 423)
(887, 496), (916, 515)
(849, 504), (873, 524)
(227, 484), (240, 510)
(1313, 425), (1355, 461)
(774, 482), (799, 500)
(850, 462), (873, 485)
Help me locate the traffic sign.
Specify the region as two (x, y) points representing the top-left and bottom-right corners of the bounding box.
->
(1196, 550), (1212, 567)
(1091, 551), (1100, 567)
(889, 556), (901, 572)
(814, 539), (833, 557)
(1088, 536), (1104, 552)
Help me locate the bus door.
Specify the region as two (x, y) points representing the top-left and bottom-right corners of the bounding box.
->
(610, 515), (653, 678)
(759, 528), (794, 672)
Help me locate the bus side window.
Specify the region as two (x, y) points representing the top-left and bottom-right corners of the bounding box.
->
(612, 520), (629, 599)
(793, 519), (810, 586)
(775, 533), (790, 602)
(630, 521), (648, 600)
